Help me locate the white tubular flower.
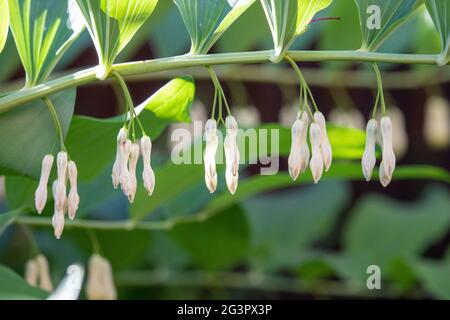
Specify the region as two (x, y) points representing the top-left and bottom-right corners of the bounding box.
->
(112, 128), (128, 189)
(288, 119), (303, 181)
(119, 139), (132, 196)
(52, 207), (65, 240)
(67, 161), (79, 220)
(309, 123), (324, 184)
(424, 96), (450, 150)
(86, 254), (117, 300)
(299, 112), (310, 173)
(379, 116), (396, 187)
(362, 119), (378, 181)
(55, 152), (68, 211)
(36, 254), (53, 292)
(204, 119), (218, 193)
(35, 154), (54, 214)
(224, 116), (240, 194)
(314, 111), (332, 171)
(47, 264), (84, 300)
(127, 143), (140, 203)
(25, 259), (39, 287)
(141, 136), (155, 196)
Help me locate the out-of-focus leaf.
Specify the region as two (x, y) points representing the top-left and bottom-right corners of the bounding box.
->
(260, 0), (332, 61)
(4, 176), (36, 209)
(244, 181), (350, 270)
(0, 208), (23, 235)
(0, 89), (76, 179)
(354, 0), (424, 51)
(0, 0), (9, 53)
(425, 0), (449, 65)
(344, 186), (450, 259)
(0, 265), (47, 299)
(8, 0), (84, 86)
(174, 0), (257, 54)
(0, 37), (20, 83)
(169, 205), (250, 270)
(135, 76), (195, 123)
(413, 259), (450, 299)
(75, 0), (158, 79)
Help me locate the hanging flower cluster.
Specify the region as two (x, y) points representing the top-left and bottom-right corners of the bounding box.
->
(24, 254), (53, 292)
(35, 99), (79, 239)
(203, 67), (241, 195)
(110, 71), (155, 201)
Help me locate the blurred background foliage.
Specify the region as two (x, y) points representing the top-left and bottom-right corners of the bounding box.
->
(0, 0), (449, 299)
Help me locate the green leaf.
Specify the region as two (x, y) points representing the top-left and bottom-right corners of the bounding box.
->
(354, 0), (424, 51)
(0, 89), (76, 179)
(344, 186), (450, 261)
(0, 0), (8, 53)
(0, 265), (47, 299)
(425, 0), (449, 65)
(8, 0), (84, 86)
(413, 259), (450, 299)
(135, 76), (195, 123)
(244, 181), (350, 270)
(169, 205), (250, 270)
(0, 207), (23, 235)
(5, 176), (36, 209)
(174, 0), (257, 54)
(75, 0), (158, 79)
(260, 0), (332, 62)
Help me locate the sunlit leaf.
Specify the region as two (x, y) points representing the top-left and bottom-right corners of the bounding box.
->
(0, 89), (76, 179)
(260, 0), (332, 62)
(354, 0), (423, 51)
(135, 76), (195, 123)
(425, 0), (449, 65)
(0, 0), (9, 53)
(174, 0), (257, 54)
(0, 265), (47, 299)
(8, 0), (84, 86)
(75, 0), (158, 79)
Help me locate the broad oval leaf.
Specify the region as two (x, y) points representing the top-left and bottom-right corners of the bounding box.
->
(174, 0), (257, 54)
(8, 0), (85, 86)
(425, 0), (449, 65)
(0, 89), (76, 179)
(354, 0), (423, 51)
(75, 0), (158, 79)
(0, 0), (8, 53)
(0, 265), (47, 299)
(260, 0), (332, 62)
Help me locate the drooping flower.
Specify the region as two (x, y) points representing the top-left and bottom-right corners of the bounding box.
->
(35, 254), (53, 292)
(288, 119), (304, 181)
(309, 123), (324, 184)
(47, 264), (84, 300)
(54, 152), (68, 211)
(119, 139), (132, 197)
(379, 116), (396, 187)
(424, 96), (450, 150)
(141, 136), (155, 196)
(361, 119), (378, 181)
(299, 112), (310, 173)
(86, 254), (117, 300)
(67, 161), (79, 220)
(35, 154), (54, 214)
(127, 143), (140, 203)
(204, 119), (219, 193)
(314, 111), (332, 171)
(112, 128), (128, 189)
(52, 205), (65, 240)
(25, 259), (39, 287)
(224, 116), (240, 194)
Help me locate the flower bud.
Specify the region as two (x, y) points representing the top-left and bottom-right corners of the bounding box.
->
(362, 119), (377, 181)
(380, 116), (396, 186)
(141, 136), (155, 196)
(67, 161), (79, 220)
(314, 112), (332, 171)
(119, 139), (132, 196)
(25, 259), (39, 287)
(224, 116), (240, 194)
(36, 254), (53, 292)
(204, 119), (218, 193)
(299, 112), (310, 173)
(35, 154), (54, 214)
(52, 205), (65, 240)
(112, 128), (128, 189)
(55, 152), (68, 211)
(127, 143), (140, 203)
(288, 119), (303, 181)
(309, 123), (324, 183)
(86, 254), (117, 300)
